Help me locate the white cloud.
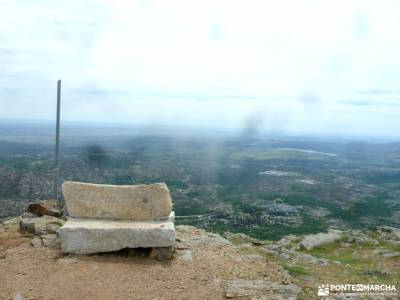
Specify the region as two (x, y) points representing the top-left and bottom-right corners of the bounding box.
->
(0, 0), (399, 138)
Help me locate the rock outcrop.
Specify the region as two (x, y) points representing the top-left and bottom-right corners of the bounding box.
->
(299, 230), (343, 250)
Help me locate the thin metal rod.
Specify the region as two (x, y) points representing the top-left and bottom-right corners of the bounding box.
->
(53, 79), (61, 200)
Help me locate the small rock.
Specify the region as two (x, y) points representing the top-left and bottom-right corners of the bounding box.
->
(346, 231), (377, 244)
(3, 217), (21, 225)
(31, 236), (43, 248)
(46, 222), (62, 234)
(176, 249), (192, 262)
(319, 258), (329, 266)
(20, 212), (37, 219)
(223, 232), (265, 245)
(340, 242), (352, 247)
(372, 248), (383, 254)
(225, 279), (300, 300)
(238, 243), (255, 250)
(57, 257), (79, 265)
(28, 202), (50, 216)
(386, 252), (400, 258)
(13, 292), (22, 300)
(294, 253), (319, 265)
(47, 208), (62, 218)
(387, 240), (400, 246)
(28, 201), (62, 218)
(20, 216), (65, 236)
(149, 247), (174, 261)
(259, 247), (279, 256)
(382, 252), (400, 258)
(279, 253), (291, 260)
(19, 218), (37, 233)
(175, 240), (190, 250)
(376, 226), (400, 241)
(176, 226), (231, 247)
(41, 234), (60, 248)
(240, 254), (266, 262)
(377, 226), (398, 233)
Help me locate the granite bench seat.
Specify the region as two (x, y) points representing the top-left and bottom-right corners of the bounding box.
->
(59, 214), (175, 254)
(59, 181), (176, 255)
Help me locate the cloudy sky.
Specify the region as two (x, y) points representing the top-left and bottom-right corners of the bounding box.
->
(1, 0), (400, 138)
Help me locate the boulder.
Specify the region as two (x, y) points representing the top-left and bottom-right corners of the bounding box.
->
(62, 182), (172, 221)
(59, 217), (176, 254)
(299, 230), (342, 250)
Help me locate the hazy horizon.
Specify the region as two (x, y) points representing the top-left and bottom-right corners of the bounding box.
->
(0, 118), (399, 143)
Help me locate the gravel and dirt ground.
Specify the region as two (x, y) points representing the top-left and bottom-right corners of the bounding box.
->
(0, 223), (292, 300)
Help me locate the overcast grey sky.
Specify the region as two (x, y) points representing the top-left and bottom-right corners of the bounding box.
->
(1, 0), (400, 137)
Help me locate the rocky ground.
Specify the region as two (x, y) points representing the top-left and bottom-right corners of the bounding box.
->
(0, 209), (399, 299)
(0, 217), (298, 300)
(224, 228), (400, 299)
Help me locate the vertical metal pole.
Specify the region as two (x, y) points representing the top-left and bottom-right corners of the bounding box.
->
(53, 80), (61, 200)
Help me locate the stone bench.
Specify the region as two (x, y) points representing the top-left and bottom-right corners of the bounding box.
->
(59, 182), (176, 257)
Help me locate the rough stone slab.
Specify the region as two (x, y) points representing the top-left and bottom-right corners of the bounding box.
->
(62, 181), (173, 221)
(59, 217), (176, 254)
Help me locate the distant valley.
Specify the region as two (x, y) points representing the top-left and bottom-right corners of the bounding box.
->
(1, 122), (399, 240)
